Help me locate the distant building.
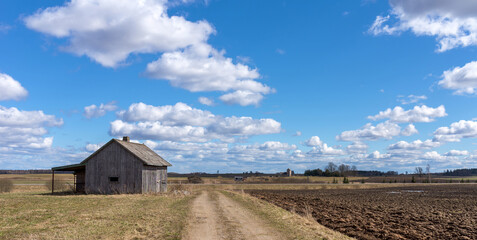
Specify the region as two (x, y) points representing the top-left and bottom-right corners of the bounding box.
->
(276, 168), (295, 177)
(234, 176), (245, 181)
(52, 136), (171, 194)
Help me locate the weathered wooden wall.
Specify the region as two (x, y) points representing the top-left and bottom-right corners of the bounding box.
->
(142, 166), (167, 193)
(75, 170), (85, 192)
(85, 141), (143, 194)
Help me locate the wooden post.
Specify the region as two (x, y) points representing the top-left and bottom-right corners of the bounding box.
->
(73, 173), (76, 193)
(52, 170), (55, 194)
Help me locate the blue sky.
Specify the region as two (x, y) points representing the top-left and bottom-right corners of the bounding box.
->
(1, 0), (477, 173)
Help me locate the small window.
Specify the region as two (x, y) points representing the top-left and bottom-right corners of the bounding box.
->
(109, 177), (119, 182)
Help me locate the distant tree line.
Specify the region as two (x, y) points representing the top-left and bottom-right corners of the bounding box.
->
(0, 169), (53, 174)
(304, 163), (400, 177)
(304, 162), (358, 177)
(355, 170), (398, 176)
(442, 168), (477, 176)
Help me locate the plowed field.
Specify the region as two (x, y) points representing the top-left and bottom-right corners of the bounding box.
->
(247, 185), (477, 240)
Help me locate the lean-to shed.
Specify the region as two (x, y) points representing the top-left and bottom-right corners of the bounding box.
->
(52, 136), (171, 194)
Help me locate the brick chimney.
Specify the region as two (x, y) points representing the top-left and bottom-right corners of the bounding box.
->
(123, 136), (130, 142)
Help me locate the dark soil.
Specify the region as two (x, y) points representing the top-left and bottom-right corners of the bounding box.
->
(247, 185), (477, 240)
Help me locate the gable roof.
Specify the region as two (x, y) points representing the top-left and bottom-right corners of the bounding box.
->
(115, 139), (171, 166)
(81, 138), (171, 167)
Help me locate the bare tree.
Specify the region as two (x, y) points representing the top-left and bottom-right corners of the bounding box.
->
(415, 167), (423, 177)
(350, 165), (357, 176)
(426, 164), (431, 183)
(325, 162), (337, 173)
(338, 164), (350, 177)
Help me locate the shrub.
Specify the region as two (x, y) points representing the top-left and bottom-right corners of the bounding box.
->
(343, 177), (349, 184)
(45, 180), (73, 192)
(411, 176), (416, 183)
(332, 178), (338, 184)
(0, 179), (13, 193)
(187, 176), (203, 184)
(361, 179), (365, 184)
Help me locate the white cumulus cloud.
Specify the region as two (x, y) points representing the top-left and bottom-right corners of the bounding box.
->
(388, 139), (442, 150)
(146, 44), (273, 106)
(370, 0), (477, 52)
(84, 101), (117, 119)
(401, 124), (419, 136)
(346, 142), (368, 154)
(24, 0), (214, 67)
(368, 151), (391, 159)
(308, 144), (344, 156)
(219, 90), (264, 107)
(259, 141), (297, 151)
(439, 61), (477, 95)
(397, 95), (427, 105)
(0, 106), (63, 153)
(198, 97), (214, 106)
(111, 102), (281, 142)
(433, 120), (477, 142)
(337, 121), (402, 142)
(304, 136), (323, 147)
(304, 136), (344, 155)
(117, 102), (216, 126)
(444, 150), (469, 156)
(146, 44), (268, 93)
(368, 105), (447, 123)
(85, 143), (102, 152)
(293, 131), (302, 137)
(0, 106), (63, 128)
(25, 0), (274, 106)
(0, 73), (28, 101)
(422, 151), (446, 161)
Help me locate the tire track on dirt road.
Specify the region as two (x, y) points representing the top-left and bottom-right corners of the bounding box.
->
(183, 191), (224, 240)
(184, 191), (284, 240)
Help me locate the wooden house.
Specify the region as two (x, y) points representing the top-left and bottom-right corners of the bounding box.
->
(52, 136), (171, 194)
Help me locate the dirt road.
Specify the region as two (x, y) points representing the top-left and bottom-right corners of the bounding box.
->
(183, 191), (284, 240)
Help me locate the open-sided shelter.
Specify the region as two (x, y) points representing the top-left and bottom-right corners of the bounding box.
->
(52, 136), (171, 194)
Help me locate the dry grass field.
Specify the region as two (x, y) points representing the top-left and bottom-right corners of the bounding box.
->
(245, 176), (367, 183)
(0, 182), (351, 240)
(435, 176), (477, 181)
(0, 174), (73, 185)
(0, 185), (193, 240)
(2, 174), (477, 240)
(170, 176), (368, 184)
